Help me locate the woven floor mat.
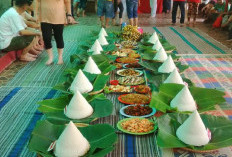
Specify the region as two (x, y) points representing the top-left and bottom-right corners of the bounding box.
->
(160, 54), (232, 157)
(5, 41), (78, 87)
(155, 27), (232, 54)
(181, 55), (232, 109)
(142, 27), (156, 34)
(64, 18), (120, 42)
(89, 72), (161, 157)
(0, 87), (60, 157)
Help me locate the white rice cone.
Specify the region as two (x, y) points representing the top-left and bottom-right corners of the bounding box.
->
(99, 28), (108, 36)
(83, 57), (101, 74)
(170, 85), (197, 111)
(158, 55), (176, 73)
(54, 121), (90, 157)
(164, 69), (184, 85)
(98, 34), (109, 46)
(92, 49), (101, 55)
(152, 40), (163, 51)
(176, 110), (210, 146)
(153, 47), (168, 62)
(70, 69), (93, 93)
(89, 40), (103, 52)
(148, 32), (159, 44)
(65, 91), (93, 119)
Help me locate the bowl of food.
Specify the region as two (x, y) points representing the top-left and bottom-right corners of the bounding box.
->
(118, 93), (150, 105)
(117, 69), (143, 77)
(117, 117), (157, 135)
(120, 104), (156, 118)
(134, 85), (151, 94)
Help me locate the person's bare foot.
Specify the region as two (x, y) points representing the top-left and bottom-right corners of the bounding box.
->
(57, 58), (64, 65)
(20, 53), (36, 62)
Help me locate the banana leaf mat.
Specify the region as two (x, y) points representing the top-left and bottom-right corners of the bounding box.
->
(153, 27), (232, 54)
(0, 87), (60, 157)
(158, 54), (232, 157)
(91, 72), (161, 157)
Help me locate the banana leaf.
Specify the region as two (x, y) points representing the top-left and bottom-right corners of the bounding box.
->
(139, 60), (189, 74)
(149, 83), (226, 113)
(69, 53), (116, 74)
(37, 93), (113, 124)
(157, 113), (232, 150)
(145, 71), (194, 89)
(28, 120), (117, 157)
(53, 73), (110, 93)
(140, 50), (180, 61)
(140, 38), (176, 51)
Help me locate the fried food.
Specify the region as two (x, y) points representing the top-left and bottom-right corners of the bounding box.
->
(124, 105), (152, 116)
(120, 118), (154, 133)
(120, 93), (150, 104)
(118, 76), (145, 85)
(118, 69), (141, 77)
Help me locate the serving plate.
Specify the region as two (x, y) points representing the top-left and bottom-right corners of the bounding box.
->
(118, 93), (150, 105)
(118, 76), (145, 86)
(117, 117), (157, 135)
(120, 105), (156, 118)
(116, 69), (143, 77)
(116, 57), (139, 64)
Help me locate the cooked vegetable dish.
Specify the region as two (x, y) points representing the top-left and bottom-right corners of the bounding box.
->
(120, 118), (154, 133)
(124, 105), (152, 116)
(120, 93), (150, 104)
(118, 69), (140, 76)
(118, 76), (145, 85)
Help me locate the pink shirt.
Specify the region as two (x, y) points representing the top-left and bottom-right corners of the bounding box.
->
(38, 0), (67, 24)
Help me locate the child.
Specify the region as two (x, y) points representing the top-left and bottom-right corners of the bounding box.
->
(97, 0), (114, 28)
(126, 0), (140, 26)
(77, 0), (87, 17)
(112, 0), (124, 25)
(187, 0), (201, 26)
(73, 0), (80, 17)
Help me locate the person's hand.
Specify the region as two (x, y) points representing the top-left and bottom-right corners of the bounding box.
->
(228, 15), (232, 22)
(67, 16), (78, 24)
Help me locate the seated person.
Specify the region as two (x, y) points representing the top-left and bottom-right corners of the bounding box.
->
(204, 0), (225, 23)
(0, 0), (42, 61)
(199, 0), (211, 16)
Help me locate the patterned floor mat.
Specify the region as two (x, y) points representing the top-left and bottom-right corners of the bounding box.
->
(0, 87), (60, 157)
(5, 41), (78, 87)
(154, 27), (232, 54)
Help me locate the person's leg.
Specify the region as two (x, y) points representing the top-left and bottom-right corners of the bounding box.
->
(167, 0), (171, 13)
(126, 0), (133, 25)
(192, 3), (198, 26)
(74, 0), (79, 17)
(105, 1), (114, 28)
(112, 1), (118, 25)
(133, 1), (138, 26)
(82, 0), (87, 16)
(97, 0), (105, 27)
(180, 1), (186, 25)
(52, 24), (64, 64)
(118, 2), (124, 25)
(150, 0), (157, 17)
(172, 1), (178, 24)
(187, 2), (193, 25)
(41, 22), (53, 65)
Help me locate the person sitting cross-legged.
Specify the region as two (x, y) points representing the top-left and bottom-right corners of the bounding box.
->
(0, 0), (42, 62)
